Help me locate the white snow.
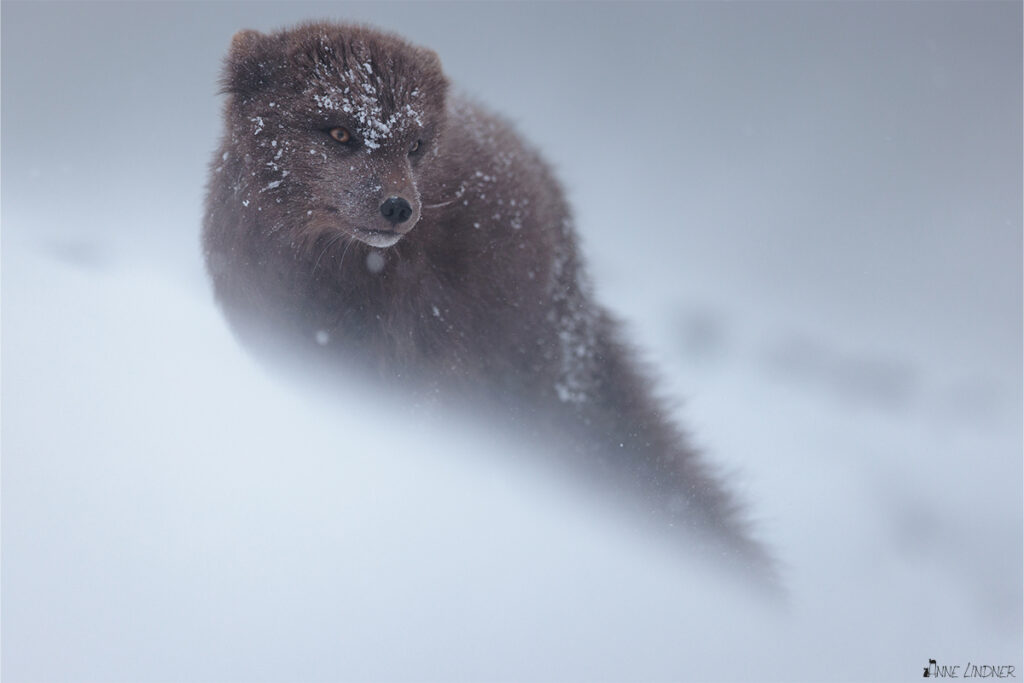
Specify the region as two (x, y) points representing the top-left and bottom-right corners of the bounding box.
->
(309, 61), (423, 152)
(1, 3), (1020, 681)
(365, 250), (386, 273)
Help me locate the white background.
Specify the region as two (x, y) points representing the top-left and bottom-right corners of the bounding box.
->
(3, 2), (1021, 681)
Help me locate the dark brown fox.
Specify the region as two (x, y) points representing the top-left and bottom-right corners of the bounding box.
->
(204, 21), (773, 578)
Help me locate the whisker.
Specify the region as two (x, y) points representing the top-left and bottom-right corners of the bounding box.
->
(422, 183), (466, 210)
(312, 233), (345, 277)
(336, 235), (355, 274)
(422, 198), (456, 210)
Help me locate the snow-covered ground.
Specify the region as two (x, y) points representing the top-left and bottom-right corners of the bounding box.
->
(3, 3), (1020, 681)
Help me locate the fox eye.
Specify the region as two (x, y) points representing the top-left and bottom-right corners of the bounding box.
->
(409, 139), (422, 154)
(329, 127), (351, 143)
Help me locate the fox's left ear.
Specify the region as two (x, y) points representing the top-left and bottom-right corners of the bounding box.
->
(411, 46), (450, 104)
(416, 46), (441, 69)
(220, 29), (274, 95)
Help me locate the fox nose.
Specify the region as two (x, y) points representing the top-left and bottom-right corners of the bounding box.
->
(380, 196), (413, 224)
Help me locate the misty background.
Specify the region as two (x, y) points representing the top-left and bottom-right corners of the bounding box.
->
(2, 2), (1021, 681)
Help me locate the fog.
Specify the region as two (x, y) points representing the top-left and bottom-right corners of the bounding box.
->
(2, 2), (1021, 681)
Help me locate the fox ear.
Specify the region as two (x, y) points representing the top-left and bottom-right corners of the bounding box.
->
(230, 29), (264, 56)
(410, 46), (450, 105)
(221, 29), (273, 95)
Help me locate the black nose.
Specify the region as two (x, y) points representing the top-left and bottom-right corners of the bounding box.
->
(380, 196), (413, 224)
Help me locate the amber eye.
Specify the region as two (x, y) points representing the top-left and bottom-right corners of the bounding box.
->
(409, 139), (421, 154)
(329, 127), (351, 143)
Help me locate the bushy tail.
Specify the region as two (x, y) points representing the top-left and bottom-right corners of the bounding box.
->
(558, 313), (779, 587)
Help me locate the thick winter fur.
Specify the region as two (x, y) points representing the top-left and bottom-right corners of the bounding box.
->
(204, 21), (772, 576)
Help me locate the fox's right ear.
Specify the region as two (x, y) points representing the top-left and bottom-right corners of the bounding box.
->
(230, 29), (264, 56)
(221, 29), (273, 95)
